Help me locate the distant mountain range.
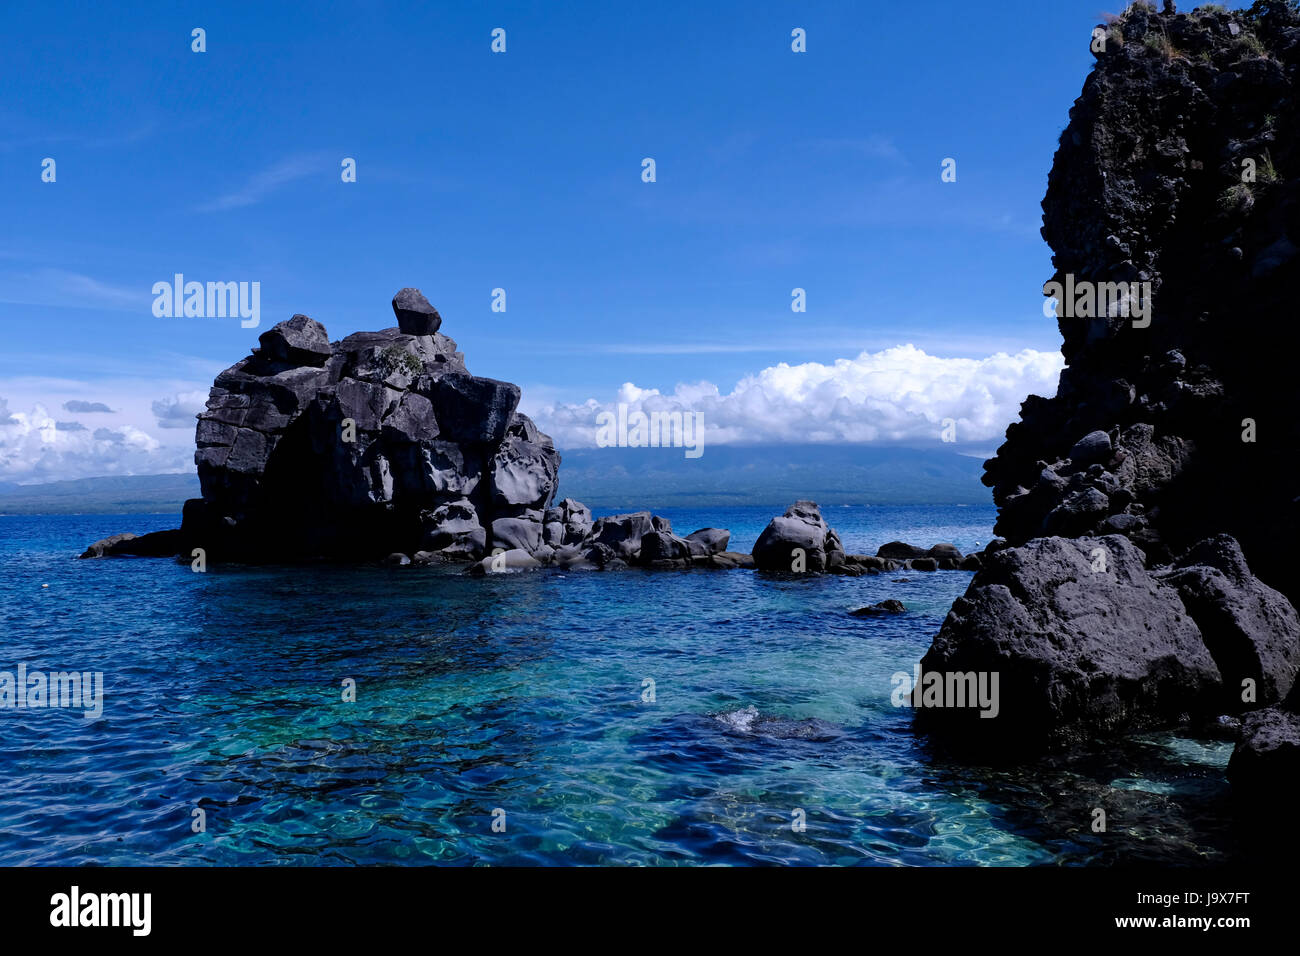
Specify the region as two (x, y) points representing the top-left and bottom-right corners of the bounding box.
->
(556, 445), (991, 508)
(0, 445), (992, 514)
(0, 474), (201, 515)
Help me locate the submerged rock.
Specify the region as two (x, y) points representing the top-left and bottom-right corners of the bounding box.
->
(710, 705), (841, 741)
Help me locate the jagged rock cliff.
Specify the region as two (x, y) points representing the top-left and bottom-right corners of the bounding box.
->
(918, 1), (1300, 779)
(986, 1), (1300, 588)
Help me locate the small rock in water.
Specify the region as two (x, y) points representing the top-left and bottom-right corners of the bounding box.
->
(849, 599), (906, 616)
(710, 705), (841, 741)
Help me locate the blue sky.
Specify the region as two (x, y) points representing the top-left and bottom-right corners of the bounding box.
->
(0, 1), (1241, 481)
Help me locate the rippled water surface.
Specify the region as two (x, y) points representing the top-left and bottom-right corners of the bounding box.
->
(0, 506), (1236, 865)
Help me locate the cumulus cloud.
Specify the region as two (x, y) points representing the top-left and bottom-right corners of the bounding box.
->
(528, 345), (1064, 449)
(151, 391), (208, 429)
(0, 399), (187, 483)
(63, 400), (115, 413)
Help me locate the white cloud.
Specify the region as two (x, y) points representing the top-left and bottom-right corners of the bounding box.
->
(197, 154), (330, 212)
(152, 390), (208, 429)
(525, 345), (1064, 448)
(0, 345), (1066, 482)
(0, 380), (207, 483)
(0, 400), (180, 483)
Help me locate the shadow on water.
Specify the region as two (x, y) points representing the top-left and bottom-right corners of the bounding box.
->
(908, 729), (1239, 865)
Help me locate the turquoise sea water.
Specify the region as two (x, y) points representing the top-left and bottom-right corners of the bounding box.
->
(0, 505), (1237, 865)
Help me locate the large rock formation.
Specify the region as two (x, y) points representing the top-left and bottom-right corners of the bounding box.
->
(917, 533), (1297, 751)
(982, 2), (1300, 592)
(82, 293), (797, 573)
(178, 288), (560, 561)
(918, 3), (1300, 763)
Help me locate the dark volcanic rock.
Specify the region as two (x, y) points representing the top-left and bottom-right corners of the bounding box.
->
(543, 498), (593, 547)
(169, 290), (561, 562)
(708, 551), (756, 570)
(80, 532), (138, 558)
(752, 501), (845, 571)
(1156, 534), (1300, 705)
(391, 287), (442, 336)
(978, 3), (1300, 599)
(878, 541), (964, 566)
(1228, 692), (1300, 825)
(590, 511), (658, 561)
(850, 599), (906, 616)
(80, 529), (183, 558)
(916, 2), (1300, 788)
(638, 529), (691, 563)
(258, 314), (331, 368)
(427, 373), (519, 444)
(877, 541), (929, 560)
(917, 535), (1223, 752)
(684, 527), (730, 556)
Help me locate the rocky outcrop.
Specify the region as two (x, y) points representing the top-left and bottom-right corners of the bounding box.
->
(850, 599), (906, 617)
(1154, 534), (1300, 704)
(1228, 681), (1300, 812)
(980, 3), (1300, 594)
(751, 501), (846, 571)
(914, 534), (1290, 751)
(1227, 673), (1300, 848)
(80, 530), (182, 559)
(877, 541), (962, 563)
(917, 3), (1300, 779)
(167, 289), (561, 562)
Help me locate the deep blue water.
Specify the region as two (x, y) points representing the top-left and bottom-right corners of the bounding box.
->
(0, 505), (1236, 865)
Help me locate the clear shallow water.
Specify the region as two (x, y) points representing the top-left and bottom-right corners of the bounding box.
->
(0, 506), (1236, 865)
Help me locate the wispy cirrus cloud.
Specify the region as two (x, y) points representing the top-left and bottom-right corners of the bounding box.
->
(0, 120), (159, 153)
(197, 153), (332, 212)
(0, 268), (145, 311)
(806, 135), (907, 165)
